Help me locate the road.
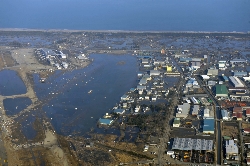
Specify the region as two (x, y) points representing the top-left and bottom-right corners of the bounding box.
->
(195, 75), (222, 165)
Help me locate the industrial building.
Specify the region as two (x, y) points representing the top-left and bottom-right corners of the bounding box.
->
(215, 84), (228, 97)
(172, 138), (213, 151)
(230, 59), (246, 64)
(234, 71), (248, 77)
(176, 103), (190, 118)
(225, 140), (238, 159)
(203, 117), (215, 134)
(40, 48), (56, 59)
(229, 76), (244, 88)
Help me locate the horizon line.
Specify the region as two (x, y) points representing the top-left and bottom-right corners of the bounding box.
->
(0, 28), (249, 34)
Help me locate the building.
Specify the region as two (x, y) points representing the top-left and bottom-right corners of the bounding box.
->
(207, 69), (218, 76)
(221, 110), (229, 120)
(201, 75), (210, 80)
(176, 103), (190, 118)
(61, 62), (68, 69)
(98, 118), (113, 125)
(150, 70), (161, 76)
(218, 61), (226, 68)
(223, 76), (229, 82)
(192, 105), (199, 116)
(215, 84), (228, 97)
(173, 118), (181, 127)
(40, 48), (56, 59)
(230, 58), (246, 64)
(190, 61), (201, 70)
(225, 140), (238, 159)
(232, 107), (242, 120)
(113, 109), (125, 114)
(234, 71), (248, 77)
(167, 65), (172, 72)
(121, 94), (129, 101)
(141, 59), (149, 64)
(204, 108), (210, 118)
(203, 117), (215, 134)
(172, 138), (213, 151)
(208, 81), (216, 86)
(246, 108), (250, 117)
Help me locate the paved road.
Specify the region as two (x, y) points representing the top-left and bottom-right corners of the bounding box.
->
(195, 75), (221, 165)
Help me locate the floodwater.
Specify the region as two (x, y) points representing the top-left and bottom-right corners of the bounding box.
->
(3, 97), (32, 116)
(0, 70), (27, 96)
(33, 54), (139, 135)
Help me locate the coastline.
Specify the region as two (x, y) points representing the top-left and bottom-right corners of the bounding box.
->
(0, 28), (249, 34)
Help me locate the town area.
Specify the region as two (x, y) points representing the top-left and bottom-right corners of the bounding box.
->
(0, 30), (250, 165)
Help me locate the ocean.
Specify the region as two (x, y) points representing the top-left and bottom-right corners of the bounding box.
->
(0, 0), (249, 32)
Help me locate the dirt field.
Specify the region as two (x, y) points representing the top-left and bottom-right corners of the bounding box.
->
(222, 121), (239, 138)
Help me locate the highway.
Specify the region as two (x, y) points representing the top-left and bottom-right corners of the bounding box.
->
(195, 75), (222, 165)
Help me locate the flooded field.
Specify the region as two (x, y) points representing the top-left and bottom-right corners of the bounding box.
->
(0, 70), (27, 96)
(3, 97), (32, 116)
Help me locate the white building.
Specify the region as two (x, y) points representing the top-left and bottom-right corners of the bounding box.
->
(221, 109), (229, 121)
(229, 76), (245, 88)
(204, 108), (210, 117)
(150, 70), (161, 76)
(192, 105), (199, 115)
(225, 140), (238, 159)
(176, 103), (190, 118)
(61, 62), (68, 69)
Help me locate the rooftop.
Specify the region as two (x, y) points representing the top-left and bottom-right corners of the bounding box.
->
(99, 118), (113, 125)
(216, 84), (228, 95)
(172, 138), (213, 151)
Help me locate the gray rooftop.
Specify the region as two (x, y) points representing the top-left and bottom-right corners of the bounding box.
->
(172, 138), (213, 151)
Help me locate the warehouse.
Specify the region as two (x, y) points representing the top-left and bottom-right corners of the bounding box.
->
(203, 117), (215, 134)
(215, 84), (228, 97)
(230, 59), (246, 64)
(229, 76), (245, 88)
(234, 71), (248, 77)
(172, 138), (213, 151)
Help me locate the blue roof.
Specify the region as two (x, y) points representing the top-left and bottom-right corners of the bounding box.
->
(99, 118), (113, 125)
(203, 118), (214, 132)
(223, 76), (229, 81)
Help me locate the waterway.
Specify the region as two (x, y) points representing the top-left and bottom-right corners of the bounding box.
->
(33, 54), (139, 135)
(3, 97), (32, 116)
(0, 70), (27, 96)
